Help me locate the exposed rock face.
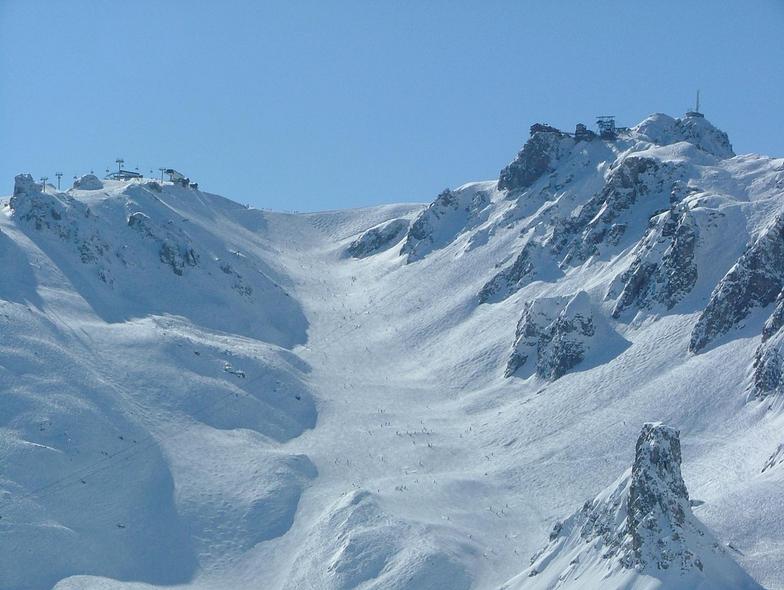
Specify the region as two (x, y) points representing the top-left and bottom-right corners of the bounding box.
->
(128, 210), (199, 276)
(762, 444), (784, 473)
(690, 213), (784, 352)
(10, 175), (111, 272)
(400, 184), (491, 263)
(752, 293), (784, 398)
(73, 174), (104, 190)
(13, 173), (40, 196)
(554, 156), (670, 266)
(478, 241), (546, 304)
(347, 218), (409, 258)
(503, 424), (764, 590)
(481, 156), (678, 304)
(627, 423), (693, 570)
(497, 129), (574, 193)
(506, 291), (598, 380)
(610, 206), (698, 317)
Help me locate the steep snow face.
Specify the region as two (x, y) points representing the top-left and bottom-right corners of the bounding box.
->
(502, 424), (763, 590)
(3, 112), (783, 590)
(0, 177), (318, 590)
(8, 174), (307, 347)
(283, 491), (474, 590)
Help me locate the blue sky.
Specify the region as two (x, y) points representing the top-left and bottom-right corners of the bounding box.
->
(2, 1), (782, 211)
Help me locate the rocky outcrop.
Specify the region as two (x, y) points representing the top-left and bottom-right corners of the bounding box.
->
(10, 174), (111, 272)
(73, 174), (104, 190)
(482, 154), (677, 304)
(347, 218), (409, 258)
(497, 129), (574, 193)
(690, 213), (784, 352)
(400, 185), (491, 263)
(128, 211), (199, 276)
(627, 423), (693, 570)
(478, 241), (548, 303)
(506, 291), (600, 380)
(610, 206), (698, 317)
(502, 424), (764, 590)
(761, 444), (784, 473)
(751, 293), (784, 399)
(555, 156), (673, 266)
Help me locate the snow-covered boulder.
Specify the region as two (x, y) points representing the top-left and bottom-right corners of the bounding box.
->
(634, 113), (734, 159)
(497, 127), (575, 193)
(506, 291), (624, 379)
(72, 174), (103, 190)
(347, 218), (409, 258)
(690, 212), (784, 352)
(502, 423), (763, 590)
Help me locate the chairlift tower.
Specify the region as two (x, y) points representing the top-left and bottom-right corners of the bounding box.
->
(55, 172), (63, 191)
(116, 158), (124, 173)
(40, 176), (49, 193)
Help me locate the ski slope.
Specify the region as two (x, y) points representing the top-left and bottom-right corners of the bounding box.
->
(1, 112), (783, 590)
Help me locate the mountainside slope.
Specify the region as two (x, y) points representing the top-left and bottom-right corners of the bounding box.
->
(1, 111), (783, 590)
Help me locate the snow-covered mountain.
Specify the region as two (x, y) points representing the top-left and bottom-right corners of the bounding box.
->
(2, 111), (783, 590)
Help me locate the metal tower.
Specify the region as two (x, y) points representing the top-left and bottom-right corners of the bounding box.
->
(596, 115), (617, 140)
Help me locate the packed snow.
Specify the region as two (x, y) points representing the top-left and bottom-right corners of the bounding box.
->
(1, 112), (783, 590)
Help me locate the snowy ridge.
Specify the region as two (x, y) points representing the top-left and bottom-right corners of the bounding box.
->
(1, 111), (783, 590)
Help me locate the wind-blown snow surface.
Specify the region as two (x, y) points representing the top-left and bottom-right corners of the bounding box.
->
(1, 112), (783, 590)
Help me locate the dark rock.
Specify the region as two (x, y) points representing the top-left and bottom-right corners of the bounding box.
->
(611, 207), (698, 317)
(479, 241), (545, 304)
(497, 131), (574, 193)
(347, 218), (409, 258)
(751, 293), (784, 399)
(159, 241), (199, 276)
(628, 423), (692, 569)
(556, 156), (669, 266)
(690, 213), (784, 352)
(400, 186), (491, 263)
(515, 423), (762, 588)
(72, 174), (103, 191)
(506, 291), (598, 380)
